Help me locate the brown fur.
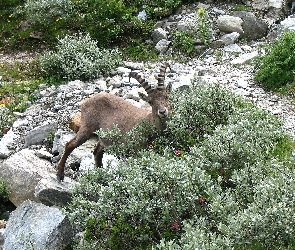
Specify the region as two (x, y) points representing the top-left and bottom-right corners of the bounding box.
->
(57, 64), (171, 180)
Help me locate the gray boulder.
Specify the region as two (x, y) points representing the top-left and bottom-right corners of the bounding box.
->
(0, 149), (55, 206)
(35, 175), (76, 207)
(152, 28), (168, 44)
(233, 11), (268, 40)
(155, 39), (171, 53)
(4, 200), (74, 250)
(217, 15), (244, 34)
(24, 121), (57, 147)
(220, 32), (240, 45)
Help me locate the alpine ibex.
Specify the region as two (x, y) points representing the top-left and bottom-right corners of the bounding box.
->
(57, 63), (172, 180)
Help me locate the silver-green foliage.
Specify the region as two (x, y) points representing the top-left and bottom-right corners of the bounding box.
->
(22, 0), (76, 26)
(0, 106), (14, 135)
(39, 33), (123, 80)
(67, 78), (295, 249)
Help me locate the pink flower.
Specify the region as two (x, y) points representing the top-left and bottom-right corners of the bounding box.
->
(175, 149), (181, 156)
(149, 145), (155, 149)
(199, 197), (206, 204)
(171, 221), (179, 230)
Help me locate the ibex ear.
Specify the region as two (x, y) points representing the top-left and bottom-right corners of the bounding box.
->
(166, 82), (173, 93)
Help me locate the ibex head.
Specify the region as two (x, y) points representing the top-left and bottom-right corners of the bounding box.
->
(129, 63), (172, 129)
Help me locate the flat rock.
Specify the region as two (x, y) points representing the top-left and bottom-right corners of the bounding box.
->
(35, 174), (76, 207)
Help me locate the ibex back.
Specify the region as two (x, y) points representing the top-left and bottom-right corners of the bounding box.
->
(57, 63), (172, 180)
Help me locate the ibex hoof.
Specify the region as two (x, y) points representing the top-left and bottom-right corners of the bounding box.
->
(56, 173), (64, 182)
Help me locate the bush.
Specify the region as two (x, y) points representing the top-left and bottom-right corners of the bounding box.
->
(39, 33), (123, 81)
(0, 178), (9, 202)
(172, 8), (212, 57)
(254, 31), (295, 90)
(0, 106), (15, 136)
(12, 0), (182, 48)
(67, 78), (295, 249)
(97, 78), (243, 157)
(22, 0), (76, 27)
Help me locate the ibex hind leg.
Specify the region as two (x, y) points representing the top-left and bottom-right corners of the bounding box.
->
(57, 129), (93, 181)
(93, 141), (104, 167)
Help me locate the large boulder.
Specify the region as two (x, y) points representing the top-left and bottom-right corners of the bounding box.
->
(216, 15), (244, 35)
(233, 11), (268, 40)
(0, 149), (55, 206)
(3, 200), (74, 250)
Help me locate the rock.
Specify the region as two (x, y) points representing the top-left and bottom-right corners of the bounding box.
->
(237, 78), (249, 89)
(220, 32), (240, 45)
(56, 80), (85, 94)
(252, 0), (284, 10)
(252, 0), (286, 19)
(233, 11), (268, 40)
(212, 7), (226, 15)
(3, 200), (74, 250)
(152, 28), (168, 44)
(231, 51), (258, 65)
(93, 79), (107, 91)
(0, 130), (19, 159)
(107, 75), (122, 88)
(224, 44), (243, 53)
(0, 149), (55, 206)
(279, 16), (295, 33)
(35, 174), (76, 207)
(137, 9), (147, 20)
(24, 122), (57, 147)
(116, 67), (131, 75)
(217, 15), (244, 34)
(155, 39), (171, 53)
(34, 148), (53, 160)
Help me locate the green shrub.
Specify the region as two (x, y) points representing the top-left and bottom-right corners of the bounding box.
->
(0, 107), (15, 136)
(67, 78), (295, 249)
(165, 78), (243, 150)
(39, 33), (123, 80)
(254, 31), (295, 90)
(173, 31), (195, 56)
(0, 178), (10, 205)
(172, 8), (212, 57)
(8, 0), (182, 49)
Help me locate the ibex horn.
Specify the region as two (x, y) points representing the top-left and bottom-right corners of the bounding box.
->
(129, 72), (154, 94)
(157, 63), (170, 90)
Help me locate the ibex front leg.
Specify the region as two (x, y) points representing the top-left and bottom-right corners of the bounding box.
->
(57, 129), (92, 181)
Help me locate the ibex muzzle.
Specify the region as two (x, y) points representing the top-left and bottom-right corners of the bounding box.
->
(57, 63), (172, 181)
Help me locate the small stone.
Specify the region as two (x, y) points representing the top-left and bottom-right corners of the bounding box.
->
(237, 78), (248, 89)
(273, 109), (283, 115)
